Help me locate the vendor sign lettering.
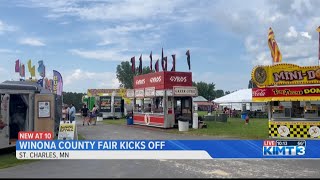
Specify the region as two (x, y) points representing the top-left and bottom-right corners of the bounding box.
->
(173, 87), (198, 96)
(252, 63), (320, 87)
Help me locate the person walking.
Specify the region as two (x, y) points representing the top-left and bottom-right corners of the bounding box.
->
(69, 104), (76, 123)
(89, 105), (98, 125)
(81, 104), (90, 126)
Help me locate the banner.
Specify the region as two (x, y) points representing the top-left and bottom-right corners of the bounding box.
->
(15, 139), (320, 159)
(252, 63), (320, 87)
(252, 85), (320, 101)
(53, 70), (63, 96)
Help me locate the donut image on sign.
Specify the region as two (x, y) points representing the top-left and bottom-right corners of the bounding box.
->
(278, 126), (290, 137)
(309, 126), (320, 138)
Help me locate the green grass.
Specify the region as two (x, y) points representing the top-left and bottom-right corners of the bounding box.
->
(0, 153), (37, 169)
(103, 118), (126, 125)
(78, 133), (85, 140)
(171, 118), (269, 139)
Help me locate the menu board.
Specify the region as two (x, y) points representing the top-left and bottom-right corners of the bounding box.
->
(114, 96), (122, 113)
(100, 96), (111, 112)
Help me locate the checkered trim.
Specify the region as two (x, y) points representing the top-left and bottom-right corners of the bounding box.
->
(269, 124), (320, 138)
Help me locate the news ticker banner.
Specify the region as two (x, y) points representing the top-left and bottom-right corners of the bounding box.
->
(16, 139), (320, 159)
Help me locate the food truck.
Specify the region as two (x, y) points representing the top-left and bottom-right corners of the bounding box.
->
(0, 80), (62, 149)
(251, 63), (320, 139)
(85, 89), (125, 119)
(127, 71), (198, 128)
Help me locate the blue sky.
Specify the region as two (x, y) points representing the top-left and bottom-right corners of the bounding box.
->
(0, 0), (319, 94)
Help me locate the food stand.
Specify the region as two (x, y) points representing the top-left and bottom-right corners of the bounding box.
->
(251, 63), (320, 139)
(85, 89), (125, 119)
(128, 71), (198, 128)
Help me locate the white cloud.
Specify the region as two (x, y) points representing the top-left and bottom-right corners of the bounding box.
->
(0, 48), (21, 54)
(286, 26), (298, 38)
(59, 21), (70, 25)
(300, 32), (312, 39)
(0, 20), (17, 34)
(19, 38), (46, 46)
(63, 69), (120, 93)
(69, 49), (130, 61)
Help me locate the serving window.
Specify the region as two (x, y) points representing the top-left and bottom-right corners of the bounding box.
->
(133, 97), (164, 114)
(271, 101), (320, 120)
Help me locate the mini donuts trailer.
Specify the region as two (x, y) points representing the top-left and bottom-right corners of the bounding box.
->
(251, 63), (320, 139)
(130, 71), (198, 128)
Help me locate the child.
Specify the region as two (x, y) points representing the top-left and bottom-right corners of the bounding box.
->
(245, 115), (249, 124)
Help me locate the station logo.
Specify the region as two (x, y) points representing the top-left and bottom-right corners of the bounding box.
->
(263, 140), (306, 156)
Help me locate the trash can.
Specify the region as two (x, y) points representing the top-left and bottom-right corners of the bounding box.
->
(127, 116), (133, 125)
(178, 118), (189, 131)
(97, 113), (103, 121)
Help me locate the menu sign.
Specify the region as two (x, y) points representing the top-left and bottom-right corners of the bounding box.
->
(114, 96), (122, 113)
(173, 86), (198, 96)
(126, 89), (135, 98)
(145, 87), (155, 97)
(135, 89), (144, 98)
(100, 96), (111, 112)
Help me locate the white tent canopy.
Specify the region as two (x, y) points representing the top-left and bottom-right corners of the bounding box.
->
(213, 89), (265, 111)
(213, 89), (252, 103)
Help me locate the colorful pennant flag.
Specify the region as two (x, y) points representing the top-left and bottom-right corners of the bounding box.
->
(38, 60), (46, 77)
(171, 54), (176, 71)
(130, 56), (135, 73)
(20, 64), (25, 77)
(186, 50), (191, 70)
(30, 65), (36, 77)
(15, 59), (20, 72)
(268, 27), (282, 63)
(53, 70), (63, 96)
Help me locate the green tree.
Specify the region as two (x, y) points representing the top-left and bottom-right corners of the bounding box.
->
(62, 91), (86, 111)
(215, 89), (224, 98)
(193, 81), (216, 100)
(225, 91), (231, 95)
(116, 61), (153, 89)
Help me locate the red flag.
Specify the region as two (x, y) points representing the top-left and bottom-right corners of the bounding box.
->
(186, 50), (191, 70)
(155, 59), (159, 72)
(171, 54), (176, 71)
(130, 56), (135, 73)
(149, 51), (152, 71)
(139, 54), (142, 74)
(20, 64), (25, 77)
(164, 56), (167, 71)
(161, 48), (164, 71)
(15, 59), (20, 72)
